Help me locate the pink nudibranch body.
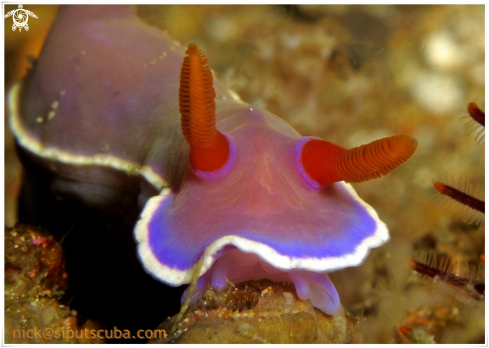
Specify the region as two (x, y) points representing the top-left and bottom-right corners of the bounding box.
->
(8, 5), (416, 315)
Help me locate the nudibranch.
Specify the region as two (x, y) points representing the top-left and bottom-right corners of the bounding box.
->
(8, 5), (417, 315)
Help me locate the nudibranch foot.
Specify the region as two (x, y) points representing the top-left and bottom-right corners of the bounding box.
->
(153, 279), (353, 344)
(182, 248), (340, 315)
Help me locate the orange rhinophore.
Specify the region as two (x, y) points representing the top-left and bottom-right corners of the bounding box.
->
(301, 135), (418, 186)
(179, 42), (230, 172)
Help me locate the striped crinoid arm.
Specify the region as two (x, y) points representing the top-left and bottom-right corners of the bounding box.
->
(467, 102), (485, 127)
(409, 253), (484, 303)
(464, 102), (485, 143)
(433, 181), (484, 215)
(434, 102), (485, 223)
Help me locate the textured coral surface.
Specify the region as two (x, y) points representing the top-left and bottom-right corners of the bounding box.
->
(5, 225), (104, 344)
(154, 280), (355, 343)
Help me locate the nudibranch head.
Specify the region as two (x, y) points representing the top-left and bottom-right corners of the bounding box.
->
(135, 43), (417, 315)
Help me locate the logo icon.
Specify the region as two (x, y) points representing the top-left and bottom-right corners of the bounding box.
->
(5, 4), (38, 32)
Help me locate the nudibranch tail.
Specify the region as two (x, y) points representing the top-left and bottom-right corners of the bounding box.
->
(179, 42), (230, 172)
(301, 135), (417, 186)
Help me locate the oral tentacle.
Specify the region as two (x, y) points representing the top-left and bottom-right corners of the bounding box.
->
(180, 248), (341, 315)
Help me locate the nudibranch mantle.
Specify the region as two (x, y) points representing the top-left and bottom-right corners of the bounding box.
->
(9, 5), (416, 316)
(136, 181), (388, 275)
